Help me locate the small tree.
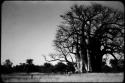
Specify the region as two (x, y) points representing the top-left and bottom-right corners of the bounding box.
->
(26, 59), (34, 73)
(1, 59), (13, 73)
(54, 62), (67, 73)
(43, 63), (54, 73)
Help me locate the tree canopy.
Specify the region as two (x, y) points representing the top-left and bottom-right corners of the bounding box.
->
(53, 3), (124, 73)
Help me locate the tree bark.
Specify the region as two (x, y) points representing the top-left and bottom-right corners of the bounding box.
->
(86, 49), (92, 72)
(85, 37), (92, 72)
(75, 51), (83, 73)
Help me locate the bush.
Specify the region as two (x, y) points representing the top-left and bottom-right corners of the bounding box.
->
(54, 62), (67, 73)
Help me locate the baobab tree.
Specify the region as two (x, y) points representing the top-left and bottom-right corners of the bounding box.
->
(45, 3), (124, 73)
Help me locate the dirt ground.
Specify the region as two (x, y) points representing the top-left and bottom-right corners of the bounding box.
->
(1, 73), (124, 82)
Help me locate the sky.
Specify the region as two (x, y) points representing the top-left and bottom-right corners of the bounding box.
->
(1, 1), (124, 66)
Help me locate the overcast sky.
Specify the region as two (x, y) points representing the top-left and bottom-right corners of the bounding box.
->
(1, 1), (124, 66)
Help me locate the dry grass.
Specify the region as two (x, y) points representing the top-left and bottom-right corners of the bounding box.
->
(1, 73), (124, 82)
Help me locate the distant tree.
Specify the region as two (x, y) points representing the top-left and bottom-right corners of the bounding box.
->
(1, 59), (13, 74)
(54, 62), (67, 73)
(3, 59), (13, 67)
(43, 63), (54, 73)
(12, 62), (43, 73)
(26, 59), (33, 65)
(12, 63), (27, 72)
(25, 59), (34, 73)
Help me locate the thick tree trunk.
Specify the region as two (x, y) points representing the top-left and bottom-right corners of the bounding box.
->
(78, 58), (83, 73)
(86, 49), (92, 72)
(75, 47), (87, 73)
(85, 38), (92, 72)
(75, 22), (92, 73)
(75, 57), (88, 73)
(80, 48), (88, 73)
(75, 55), (83, 73)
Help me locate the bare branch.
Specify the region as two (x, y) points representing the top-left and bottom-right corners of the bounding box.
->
(42, 55), (66, 62)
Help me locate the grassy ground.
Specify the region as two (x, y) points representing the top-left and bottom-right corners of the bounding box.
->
(1, 73), (124, 82)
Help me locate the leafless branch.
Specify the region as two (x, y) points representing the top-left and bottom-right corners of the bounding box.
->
(42, 55), (66, 62)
